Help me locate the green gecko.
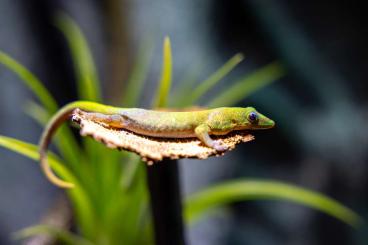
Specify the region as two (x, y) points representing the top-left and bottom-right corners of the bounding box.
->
(39, 101), (275, 188)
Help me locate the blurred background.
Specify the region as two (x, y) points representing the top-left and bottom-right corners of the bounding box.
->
(1, 0), (368, 244)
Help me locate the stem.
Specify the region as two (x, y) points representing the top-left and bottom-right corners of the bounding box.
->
(147, 160), (186, 245)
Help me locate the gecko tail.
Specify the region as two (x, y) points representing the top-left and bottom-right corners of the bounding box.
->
(38, 102), (79, 189)
(40, 151), (75, 188)
(38, 100), (122, 188)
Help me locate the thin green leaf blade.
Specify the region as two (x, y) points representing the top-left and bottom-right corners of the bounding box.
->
(122, 38), (154, 107)
(207, 62), (285, 107)
(56, 14), (108, 198)
(0, 135), (96, 237)
(55, 13), (101, 102)
(169, 63), (202, 107)
(0, 135), (70, 176)
(0, 51), (58, 113)
(0, 52), (81, 172)
(186, 53), (244, 105)
(23, 101), (50, 126)
(153, 36), (172, 108)
(185, 179), (362, 227)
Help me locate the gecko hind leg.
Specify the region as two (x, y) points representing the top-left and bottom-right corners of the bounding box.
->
(81, 112), (128, 128)
(195, 124), (228, 151)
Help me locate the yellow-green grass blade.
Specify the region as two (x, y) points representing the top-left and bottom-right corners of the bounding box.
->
(55, 13), (101, 102)
(207, 62), (285, 107)
(57, 14), (109, 191)
(186, 53), (244, 105)
(0, 51), (58, 113)
(153, 36), (172, 108)
(56, 14), (114, 187)
(0, 52), (81, 171)
(185, 179), (362, 227)
(0, 135), (96, 237)
(103, 164), (150, 244)
(24, 101), (50, 126)
(13, 225), (94, 245)
(0, 136), (74, 183)
(122, 38), (154, 107)
(121, 153), (143, 190)
(169, 63), (202, 107)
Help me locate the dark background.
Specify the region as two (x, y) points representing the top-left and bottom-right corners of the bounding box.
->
(1, 0), (367, 244)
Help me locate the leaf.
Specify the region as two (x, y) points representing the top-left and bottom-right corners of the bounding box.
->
(121, 153), (142, 190)
(55, 13), (101, 102)
(0, 51), (81, 172)
(104, 164), (150, 244)
(185, 53), (244, 105)
(169, 63), (202, 107)
(121, 38), (154, 107)
(185, 179), (362, 227)
(13, 225), (94, 245)
(0, 135), (96, 237)
(56, 14), (108, 191)
(23, 101), (50, 126)
(0, 135), (74, 182)
(0, 51), (58, 113)
(207, 62), (285, 107)
(153, 36), (173, 108)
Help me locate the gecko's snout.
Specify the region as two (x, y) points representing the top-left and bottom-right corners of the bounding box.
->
(264, 119), (275, 128)
(257, 114), (275, 129)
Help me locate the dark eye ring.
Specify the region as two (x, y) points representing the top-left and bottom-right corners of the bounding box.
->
(248, 111), (258, 122)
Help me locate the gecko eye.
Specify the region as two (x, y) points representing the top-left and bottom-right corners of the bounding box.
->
(248, 111), (258, 123)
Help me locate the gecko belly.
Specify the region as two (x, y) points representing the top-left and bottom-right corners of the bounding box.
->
(121, 125), (197, 138)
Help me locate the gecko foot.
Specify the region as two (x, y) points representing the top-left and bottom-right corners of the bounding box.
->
(212, 141), (228, 151)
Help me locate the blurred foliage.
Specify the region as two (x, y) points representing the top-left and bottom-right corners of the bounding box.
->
(185, 180), (361, 227)
(0, 15), (361, 244)
(153, 36), (172, 108)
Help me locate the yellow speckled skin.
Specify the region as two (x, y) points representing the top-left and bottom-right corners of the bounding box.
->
(38, 101), (275, 188)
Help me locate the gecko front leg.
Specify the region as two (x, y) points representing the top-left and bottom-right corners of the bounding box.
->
(195, 124), (228, 151)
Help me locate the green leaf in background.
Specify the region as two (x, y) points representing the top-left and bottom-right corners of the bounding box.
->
(23, 101), (52, 126)
(121, 38), (154, 107)
(0, 135), (96, 237)
(185, 53), (244, 106)
(0, 136), (71, 180)
(56, 14), (117, 191)
(0, 51), (58, 113)
(208, 61), (285, 107)
(55, 13), (101, 102)
(185, 179), (362, 227)
(14, 225), (93, 245)
(153, 36), (172, 108)
(0, 50), (81, 174)
(169, 63), (202, 107)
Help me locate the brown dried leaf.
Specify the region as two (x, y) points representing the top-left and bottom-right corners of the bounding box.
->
(71, 109), (254, 164)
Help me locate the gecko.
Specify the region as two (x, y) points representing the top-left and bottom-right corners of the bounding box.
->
(39, 101), (275, 188)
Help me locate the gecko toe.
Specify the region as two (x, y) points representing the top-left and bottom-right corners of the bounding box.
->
(213, 141), (228, 151)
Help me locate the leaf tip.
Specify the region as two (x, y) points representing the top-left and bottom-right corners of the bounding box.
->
(164, 36), (171, 48)
(235, 53), (245, 62)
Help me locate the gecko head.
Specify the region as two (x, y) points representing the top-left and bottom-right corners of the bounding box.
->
(244, 107), (275, 129)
